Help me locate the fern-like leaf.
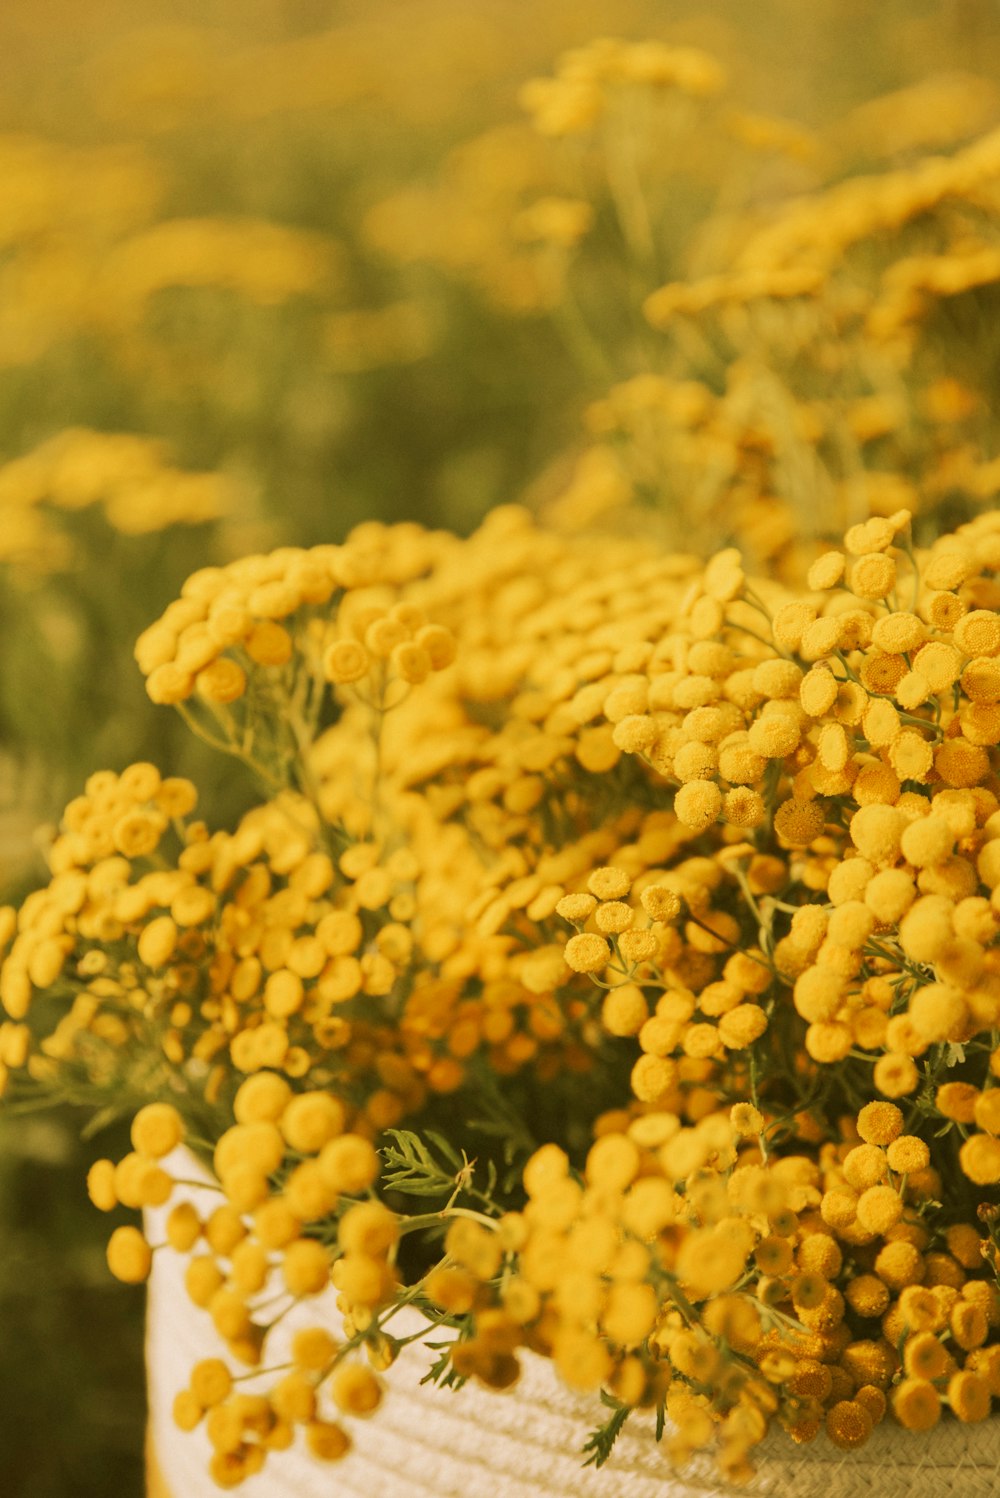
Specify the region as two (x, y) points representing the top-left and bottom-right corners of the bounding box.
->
(581, 1394), (630, 1468)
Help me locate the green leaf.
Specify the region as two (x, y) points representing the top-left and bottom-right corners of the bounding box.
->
(420, 1338), (468, 1391)
(423, 1129), (463, 1169)
(581, 1397), (630, 1468)
(380, 1128), (467, 1198)
(80, 1104), (129, 1140)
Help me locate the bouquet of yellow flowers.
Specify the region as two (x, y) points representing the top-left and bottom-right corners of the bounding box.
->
(10, 12), (1000, 1492)
(5, 496), (1000, 1490)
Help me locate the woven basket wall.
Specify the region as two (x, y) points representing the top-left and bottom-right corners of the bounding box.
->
(145, 1151), (1000, 1497)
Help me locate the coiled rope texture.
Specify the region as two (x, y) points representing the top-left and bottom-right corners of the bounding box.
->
(145, 1151), (1000, 1496)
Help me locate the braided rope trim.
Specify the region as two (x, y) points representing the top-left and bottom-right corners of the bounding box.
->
(145, 1150), (1000, 1498)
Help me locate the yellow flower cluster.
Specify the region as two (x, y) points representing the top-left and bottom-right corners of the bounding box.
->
(0, 766), (552, 1127)
(134, 525), (458, 747)
(0, 132), (163, 367)
(103, 217), (338, 325)
(0, 128), (339, 375)
(365, 31), (1000, 572)
(7, 503), (1000, 1483)
(11, 16), (1000, 1475)
(518, 37), (725, 139)
(452, 1100), (1000, 1476)
(93, 1094), (395, 1487)
(5, 10), (1000, 611)
(364, 27), (733, 321)
(610, 113), (1000, 562)
(363, 121), (590, 315)
(735, 126), (1000, 279)
(0, 428), (234, 566)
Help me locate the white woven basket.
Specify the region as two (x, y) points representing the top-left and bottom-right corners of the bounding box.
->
(144, 1152), (1000, 1497)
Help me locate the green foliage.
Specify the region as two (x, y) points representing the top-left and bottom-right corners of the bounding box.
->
(380, 1128), (470, 1199)
(581, 1392), (632, 1468)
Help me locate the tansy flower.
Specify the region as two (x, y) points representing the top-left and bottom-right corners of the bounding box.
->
(825, 1400), (873, 1450)
(563, 932), (611, 973)
(960, 1132), (1000, 1185)
(892, 1378), (941, 1431)
(948, 1371), (992, 1423)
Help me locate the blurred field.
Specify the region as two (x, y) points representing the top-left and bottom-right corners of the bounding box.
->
(3, 2), (1000, 1493)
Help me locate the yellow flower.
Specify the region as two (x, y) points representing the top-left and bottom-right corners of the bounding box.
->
(825, 1400), (873, 1450)
(131, 1102), (184, 1159)
(954, 610), (1000, 657)
(949, 1370), (992, 1423)
(191, 646), (249, 703)
(190, 1359), (233, 1409)
(305, 1422), (351, 1462)
(960, 1132), (1000, 1185)
(885, 1135), (930, 1173)
(318, 1135), (379, 1194)
(892, 1378), (941, 1431)
(563, 932), (611, 973)
(807, 552), (846, 590)
(851, 553), (896, 600)
(106, 1225), (153, 1284)
(331, 1364), (382, 1417)
(873, 1052), (919, 1098)
(730, 1102), (764, 1137)
(676, 1227), (748, 1297)
(774, 798), (825, 846)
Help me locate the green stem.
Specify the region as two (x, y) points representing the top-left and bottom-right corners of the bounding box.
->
(398, 1206), (501, 1236)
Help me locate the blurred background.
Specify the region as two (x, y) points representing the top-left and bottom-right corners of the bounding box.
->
(3, 1), (1000, 1491)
